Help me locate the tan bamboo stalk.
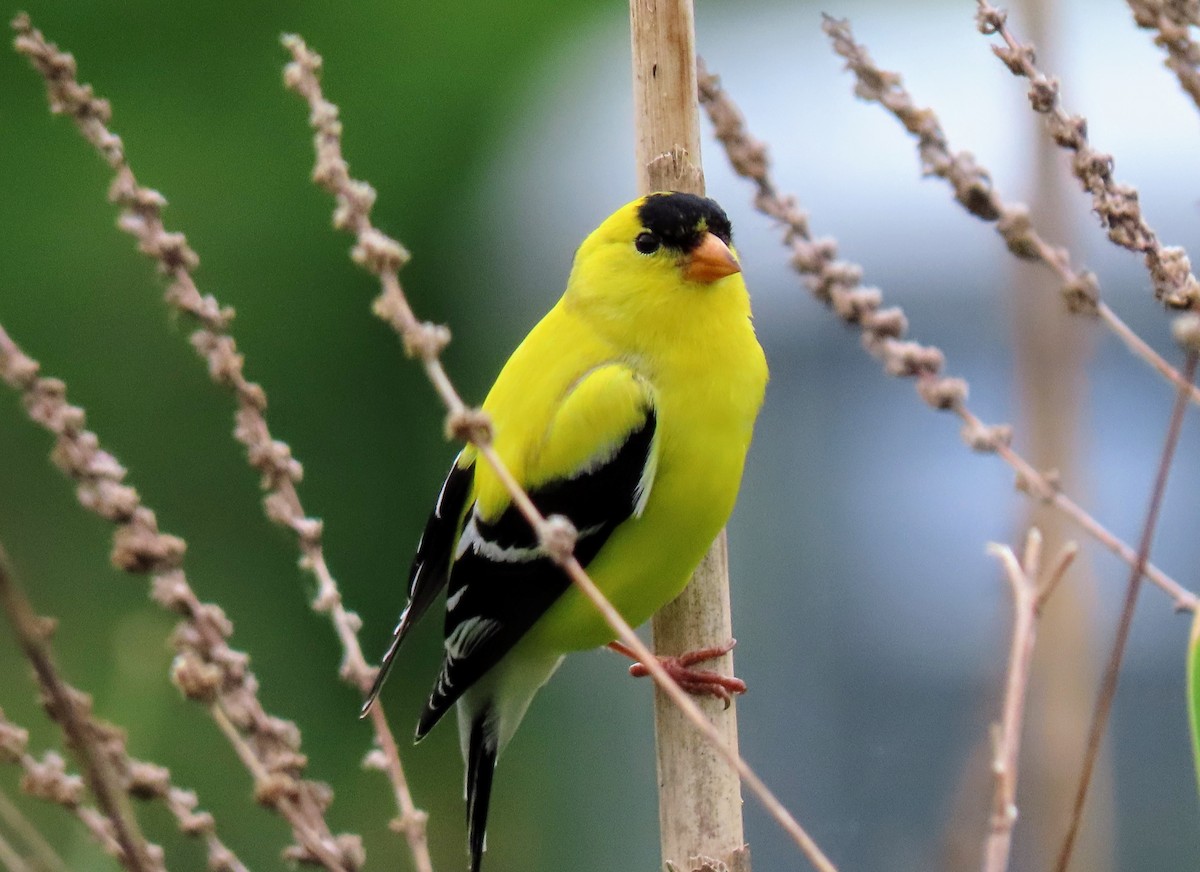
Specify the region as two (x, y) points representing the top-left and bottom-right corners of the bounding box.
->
(1006, 2), (1112, 868)
(998, 3), (1108, 868)
(629, 2), (749, 870)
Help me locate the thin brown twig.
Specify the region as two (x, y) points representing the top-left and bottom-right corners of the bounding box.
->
(968, 6), (1200, 863)
(821, 15), (1200, 406)
(204, 706), (344, 870)
(6, 15), (429, 866)
(696, 60), (1198, 614)
(982, 530), (1078, 872)
(280, 33), (839, 872)
(0, 709), (123, 864)
(1, 549), (247, 872)
(976, 1), (1200, 310)
(1054, 346), (1199, 872)
(0, 785), (65, 872)
(0, 546), (162, 872)
(0, 324), (354, 872)
(1125, 0), (1200, 113)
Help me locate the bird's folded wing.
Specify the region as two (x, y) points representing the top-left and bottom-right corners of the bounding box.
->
(417, 364), (658, 737)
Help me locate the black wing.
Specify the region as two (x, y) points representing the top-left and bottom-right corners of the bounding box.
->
(361, 453), (474, 716)
(415, 409), (657, 739)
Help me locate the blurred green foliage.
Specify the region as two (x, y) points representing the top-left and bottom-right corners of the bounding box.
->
(0, 2), (650, 870)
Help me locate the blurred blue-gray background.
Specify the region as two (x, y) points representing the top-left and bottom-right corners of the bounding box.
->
(2, 1), (1199, 870)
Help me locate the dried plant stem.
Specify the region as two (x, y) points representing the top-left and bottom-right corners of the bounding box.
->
(630, 1), (748, 870)
(977, 1), (1200, 310)
(983, 531), (1078, 872)
(7, 15), (428, 867)
(365, 706), (429, 848)
(0, 547), (161, 872)
(959, 408), (1191, 609)
(822, 15), (1200, 407)
(1054, 350), (1199, 871)
(697, 62), (1198, 614)
(0, 549), (249, 872)
(0, 709), (124, 863)
(0, 786), (64, 872)
(281, 34), (838, 872)
(0, 325), (356, 872)
(205, 705), (341, 870)
(1098, 303), (1200, 401)
(1126, 1), (1200, 113)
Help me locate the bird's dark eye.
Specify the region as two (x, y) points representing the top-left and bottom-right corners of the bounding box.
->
(634, 232), (660, 254)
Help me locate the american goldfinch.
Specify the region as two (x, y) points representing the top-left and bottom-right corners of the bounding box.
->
(363, 192), (767, 871)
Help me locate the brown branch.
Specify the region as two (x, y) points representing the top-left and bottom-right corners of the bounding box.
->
(0, 711), (125, 864)
(982, 530), (1078, 872)
(0, 546), (162, 872)
(0, 549), (248, 871)
(976, 1), (1200, 310)
(280, 33), (838, 872)
(1054, 345), (1199, 872)
(821, 15), (1200, 406)
(6, 15), (429, 867)
(0, 324), (355, 872)
(697, 60), (1198, 613)
(1126, 0), (1200, 113)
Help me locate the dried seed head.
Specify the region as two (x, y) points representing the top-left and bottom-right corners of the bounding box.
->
(253, 771), (298, 808)
(404, 321), (451, 361)
(111, 520), (187, 574)
(0, 713), (29, 763)
(539, 515), (578, 564)
(126, 761), (171, 799)
(444, 407), (494, 445)
(170, 654), (222, 703)
(1172, 313), (1200, 353)
(918, 376), (968, 411)
(962, 420), (1013, 453)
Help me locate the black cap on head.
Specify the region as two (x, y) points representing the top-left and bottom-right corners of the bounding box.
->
(636, 192), (733, 252)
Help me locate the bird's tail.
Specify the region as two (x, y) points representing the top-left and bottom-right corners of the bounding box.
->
(465, 709), (498, 872)
(453, 649), (565, 870)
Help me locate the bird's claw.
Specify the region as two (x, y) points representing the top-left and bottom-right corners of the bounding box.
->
(613, 639), (747, 708)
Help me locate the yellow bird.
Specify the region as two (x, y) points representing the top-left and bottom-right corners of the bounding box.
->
(363, 192), (768, 871)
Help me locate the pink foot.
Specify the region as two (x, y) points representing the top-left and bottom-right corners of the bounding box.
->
(607, 639), (747, 707)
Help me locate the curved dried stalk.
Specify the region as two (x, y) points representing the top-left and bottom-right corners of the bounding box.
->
(977, 1), (1200, 311)
(822, 15), (1200, 407)
(281, 33), (838, 872)
(982, 530), (1078, 872)
(0, 547), (162, 872)
(1053, 350), (1198, 871)
(1126, 1), (1200, 115)
(0, 324), (356, 872)
(8, 17), (432, 868)
(0, 713), (123, 870)
(697, 60), (1197, 613)
(6, 16), (429, 868)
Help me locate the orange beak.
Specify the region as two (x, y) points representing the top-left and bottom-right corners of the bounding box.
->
(682, 232), (741, 283)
